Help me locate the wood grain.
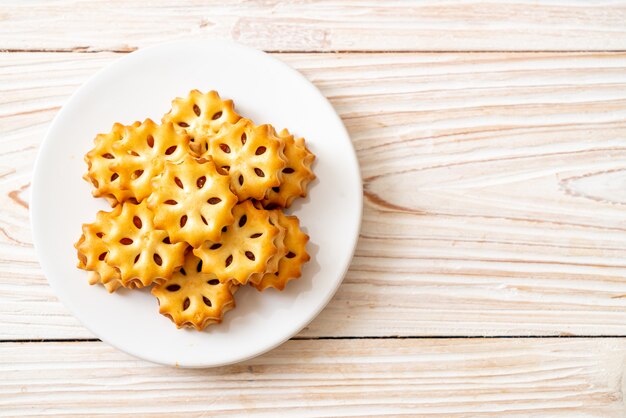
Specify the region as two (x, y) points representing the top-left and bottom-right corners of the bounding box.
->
(1, 1), (626, 52)
(1, 338), (625, 417)
(2, 52), (626, 339)
(4, 2), (626, 415)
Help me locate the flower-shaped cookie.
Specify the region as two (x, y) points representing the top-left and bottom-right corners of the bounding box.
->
(262, 209), (288, 283)
(110, 119), (190, 202)
(152, 254), (238, 330)
(103, 201), (187, 288)
(262, 129), (316, 209)
(83, 122), (134, 205)
(147, 155), (237, 248)
(75, 206), (123, 292)
(162, 90), (241, 154)
(254, 211), (310, 291)
(85, 120), (190, 205)
(193, 201), (280, 285)
(204, 118), (286, 201)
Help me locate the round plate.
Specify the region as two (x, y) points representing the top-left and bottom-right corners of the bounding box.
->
(31, 40), (362, 367)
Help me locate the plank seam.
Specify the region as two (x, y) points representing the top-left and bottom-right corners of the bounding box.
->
(2, 335), (626, 343)
(3, 49), (626, 54)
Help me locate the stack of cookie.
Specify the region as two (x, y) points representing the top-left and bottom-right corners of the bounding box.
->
(75, 90), (315, 331)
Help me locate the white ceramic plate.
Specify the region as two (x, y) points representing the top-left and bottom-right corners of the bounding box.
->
(30, 40), (362, 367)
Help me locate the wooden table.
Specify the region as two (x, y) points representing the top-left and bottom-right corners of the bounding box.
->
(3, 1), (626, 416)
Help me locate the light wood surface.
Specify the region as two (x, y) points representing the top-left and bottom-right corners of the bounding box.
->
(3, 1), (626, 416)
(2, 1), (626, 52)
(3, 51), (626, 339)
(3, 338), (626, 417)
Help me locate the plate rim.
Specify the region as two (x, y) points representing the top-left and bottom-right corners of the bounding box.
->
(30, 39), (363, 367)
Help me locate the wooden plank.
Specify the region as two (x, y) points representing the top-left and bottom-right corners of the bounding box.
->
(3, 52), (626, 339)
(1, 1), (626, 52)
(1, 338), (625, 417)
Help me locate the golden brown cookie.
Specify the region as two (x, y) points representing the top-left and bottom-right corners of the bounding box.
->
(193, 200), (280, 285)
(254, 211), (310, 291)
(75, 207), (123, 292)
(103, 201), (187, 288)
(110, 119), (190, 202)
(147, 155), (237, 248)
(262, 129), (316, 208)
(83, 123), (134, 205)
(252, 209), (287, 285)
(84, 120), (190, 205)
(204, 118), (286, 201)
(162, 90), (241, 154)
(152, 253), (238, 330)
